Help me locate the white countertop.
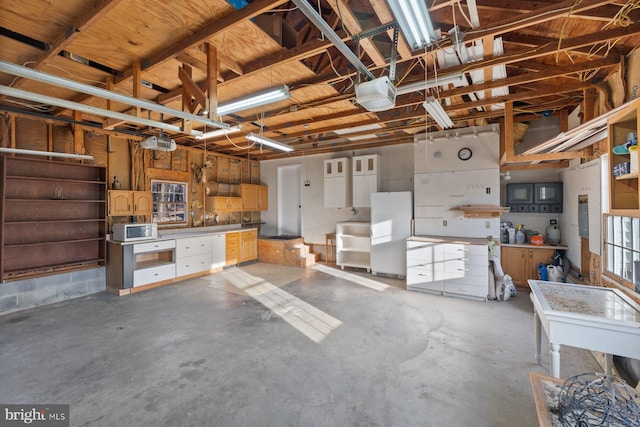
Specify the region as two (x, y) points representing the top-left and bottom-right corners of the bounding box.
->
(501, 243), (568, 250)
(108, 225), (257, 245)
(408, 235), (498, 245)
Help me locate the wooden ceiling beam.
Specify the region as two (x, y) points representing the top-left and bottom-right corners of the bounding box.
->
(368, 0), (413, 60)
(325, 0), (386, 66)
(468, 0), (629, 22)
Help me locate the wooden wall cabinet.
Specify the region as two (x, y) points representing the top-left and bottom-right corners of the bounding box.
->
(240, 184), (268, 211)
(0, 155), (107, 280)
(108, 190), (152, 216)
(501, 246), (556, 287)
(205, 196), (242, 213)
(258, 185), (268, 211)
(241, 184), (259, 211)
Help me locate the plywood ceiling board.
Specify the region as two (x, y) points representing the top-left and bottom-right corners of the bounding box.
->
(63, 0), (226, 71)
(0, 0), (90, 42)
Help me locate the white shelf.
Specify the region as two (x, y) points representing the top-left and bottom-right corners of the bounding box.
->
(341, 247), (370, 253)
(336, 221), (371, 271)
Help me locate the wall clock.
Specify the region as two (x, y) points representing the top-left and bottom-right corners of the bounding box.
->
(458, 147), (472, 161)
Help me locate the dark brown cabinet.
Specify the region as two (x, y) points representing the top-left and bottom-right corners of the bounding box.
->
(0, 155), (107, 280)
(506, 182), (563, 213)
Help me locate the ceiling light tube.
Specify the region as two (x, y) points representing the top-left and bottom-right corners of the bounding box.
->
(396, 73), (465, 95)
(217, 86), (290, 116)
(0, 147), (93, 160)
(388, 0), (436, 50)
(0, 85), (203, 136)
(0, 60), (229, 131)
(195, 124), (243, 140)
(423, 96), (454, 129)
(246, 133), (294, 152)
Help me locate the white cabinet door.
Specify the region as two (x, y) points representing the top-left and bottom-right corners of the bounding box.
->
(176, 253), (211, 277)
(133, 239), (175, 254)
(211, 233), (226, 269)
(176, 236), (211, 258)
(324, 158), (351, 208)
(133, 264), (175, 287)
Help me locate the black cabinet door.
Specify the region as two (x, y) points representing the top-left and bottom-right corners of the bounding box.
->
(534, 182), (563, 204)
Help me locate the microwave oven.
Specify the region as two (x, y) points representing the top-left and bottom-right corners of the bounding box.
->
(112, 223), (158, 242)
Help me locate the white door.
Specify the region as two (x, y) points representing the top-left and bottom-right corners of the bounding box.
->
(277, 164), (301, 236)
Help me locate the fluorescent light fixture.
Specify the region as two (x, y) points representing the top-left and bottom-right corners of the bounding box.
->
(0, 147), (93, 160)
(195, 124), (243, 140)
(246, 133), (294, 152)
(396, 73), (465, 95)
(0, 85), (204, 137)
(217, 86), (290, 116)
(387, 0), (436, 50)
(0, 60), (228, 132)
(423, 96), (454, 129)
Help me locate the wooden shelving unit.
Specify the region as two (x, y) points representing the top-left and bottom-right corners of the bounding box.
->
(450, 204), (510, 218)
(609, 98), (640, 213)
(0, 155), (107, 280)
(203, 154), (264, 226)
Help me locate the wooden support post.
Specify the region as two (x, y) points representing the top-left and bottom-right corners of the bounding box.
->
(583, 87), (596, 123)
(47, 123), (53, 160)
(73, 110), (84, 160)
(10, 115), (16, 154)
(106, 77), (115, 111)
(132, 62), (142, 118)
(181, 64), (194, 132)
(504, 102), (515, 160)
(207, 43), (218, 122)
(560, 109), (568, 132)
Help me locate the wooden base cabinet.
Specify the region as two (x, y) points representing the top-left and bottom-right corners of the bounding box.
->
(501, 246), (556, 287)
(225, 229), (258, 266)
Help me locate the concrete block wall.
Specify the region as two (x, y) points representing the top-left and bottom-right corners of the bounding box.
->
(0, 267), (106, 316)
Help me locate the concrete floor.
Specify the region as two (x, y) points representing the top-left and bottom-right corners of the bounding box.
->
(0, 262), (602, 427)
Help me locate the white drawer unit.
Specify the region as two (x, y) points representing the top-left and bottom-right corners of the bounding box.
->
(177, 253), (212, 277)
(176, 236), (211, 258)
(133, 239), (175, 254)
(406, 236), (491, 301)
(133, 263), (176, 287)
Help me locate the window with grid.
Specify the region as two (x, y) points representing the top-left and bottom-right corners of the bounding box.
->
(151, 180), (188, 225)
(604, 215), (640, 293)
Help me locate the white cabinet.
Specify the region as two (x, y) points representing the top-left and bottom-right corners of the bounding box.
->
(211, 233), (226, 269)
(336, 221), (371, 271)
(131, 239), (176, 288)
(324, 158), (352, 208)
(406, 236), (489, 301)
(176, 235), (212, 277)
(352, 154), (381, 208)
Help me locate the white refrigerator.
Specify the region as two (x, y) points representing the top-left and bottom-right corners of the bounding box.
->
(370, 191), (413, 277)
